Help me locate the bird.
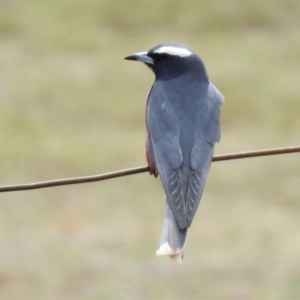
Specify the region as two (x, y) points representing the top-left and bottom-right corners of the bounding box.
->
(125, 42), (224, 262)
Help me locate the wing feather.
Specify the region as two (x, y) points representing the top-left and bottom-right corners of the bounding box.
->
(186, 83), (224, 226)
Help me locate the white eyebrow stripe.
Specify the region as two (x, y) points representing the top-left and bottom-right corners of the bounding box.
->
(154, 46), (192, 57)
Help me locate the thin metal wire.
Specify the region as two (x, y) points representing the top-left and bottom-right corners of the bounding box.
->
(0, 145), (299, 193)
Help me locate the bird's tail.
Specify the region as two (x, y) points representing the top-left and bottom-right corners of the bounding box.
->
(156, 202), (187, 263)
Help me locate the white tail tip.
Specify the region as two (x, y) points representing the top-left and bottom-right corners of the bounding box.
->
(156, 242), (184, 263)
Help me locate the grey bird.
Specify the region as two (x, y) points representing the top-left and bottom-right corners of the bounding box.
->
(125, 42), (224, 262)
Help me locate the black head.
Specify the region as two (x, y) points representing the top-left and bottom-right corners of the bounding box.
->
(125, 42), (208, 80)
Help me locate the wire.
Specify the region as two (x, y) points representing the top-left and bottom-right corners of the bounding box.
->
(0, 145), (299, 193)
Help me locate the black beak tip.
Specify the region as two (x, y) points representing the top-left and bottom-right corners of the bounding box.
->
(124, 54), (137, 61)
(124, 52), (154, 65)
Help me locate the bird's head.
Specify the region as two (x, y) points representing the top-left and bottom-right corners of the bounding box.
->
(125, 42), (208, 80)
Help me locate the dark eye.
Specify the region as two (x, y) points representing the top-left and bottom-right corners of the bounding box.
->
(160, 53), (169, 61)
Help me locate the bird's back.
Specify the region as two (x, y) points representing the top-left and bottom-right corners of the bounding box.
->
(147, 75), (216, 228)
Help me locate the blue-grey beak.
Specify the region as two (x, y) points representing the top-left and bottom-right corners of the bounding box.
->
(124, 52), (154, 65)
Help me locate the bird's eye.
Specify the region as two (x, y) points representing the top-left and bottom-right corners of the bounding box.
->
(160, 53), (169, 61)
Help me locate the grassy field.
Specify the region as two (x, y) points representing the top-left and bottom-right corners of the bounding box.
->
(0, 1), (300, 299)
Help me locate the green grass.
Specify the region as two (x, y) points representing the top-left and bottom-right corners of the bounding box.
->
(0, 1), (300, 299)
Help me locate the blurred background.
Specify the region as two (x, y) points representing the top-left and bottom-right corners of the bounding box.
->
(0, 0), (300, 299)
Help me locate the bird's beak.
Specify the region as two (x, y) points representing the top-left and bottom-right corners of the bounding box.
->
(124, 52), (154, 65)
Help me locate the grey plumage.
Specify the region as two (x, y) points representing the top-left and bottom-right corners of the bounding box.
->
(125, 42), (224, 262)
